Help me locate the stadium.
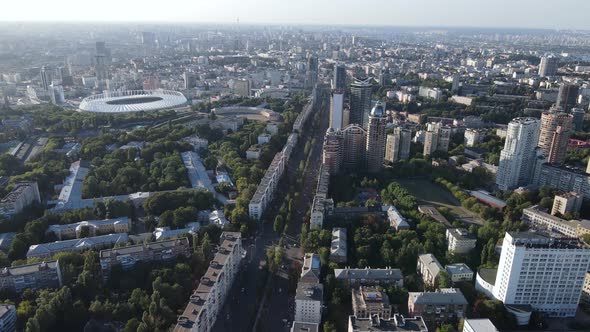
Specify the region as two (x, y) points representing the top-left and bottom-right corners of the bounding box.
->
(79, 89), (187, 113)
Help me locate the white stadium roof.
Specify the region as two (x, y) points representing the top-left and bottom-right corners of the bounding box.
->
(79, 89), (187, 113)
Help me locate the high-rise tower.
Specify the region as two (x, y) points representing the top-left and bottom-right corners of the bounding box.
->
(385, 127), (412, 162)
(538, 110), (573, 165)
(496, 118), (540, 191)
(350, 78), (372, 128)
(333, 63), (346, 90)
(365, 102), (387, 173)
(538, 56), (558, 77)
(330, 90), (344, 130)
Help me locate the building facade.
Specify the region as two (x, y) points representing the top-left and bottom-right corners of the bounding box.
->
(492, 232), (590, 317)
(47, 217), (130, 240)
(295, 282), (324, 324)
(335, 268), (403, 288)
(0, 261), (62, 294)
(0, 182), (40, 217)
(417, 254), (443, 288)
(174, 232), (242, 332)
(330, 90), (344, 130)
(99, 238), (191, 280)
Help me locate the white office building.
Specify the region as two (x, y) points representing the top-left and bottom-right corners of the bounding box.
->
(496, 118), (540, 191)
(463, 318), (498, 332)
(492, 232), (590, 317)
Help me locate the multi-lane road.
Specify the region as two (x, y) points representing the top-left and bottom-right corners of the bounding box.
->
(212, 87), (329, 332)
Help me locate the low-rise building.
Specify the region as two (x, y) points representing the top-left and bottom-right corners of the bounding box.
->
(291, 322), (319, 332)
(407, 288), (468, 324)
(417, 254), (442, 288)
(445, 263), (474, 283)
(334, 268), (403, 288)
(330, 228), (347, 263)
(446, 228), (477, 254)
(522, 205), (590, 238)
(99, 238), (191, 280)
(348, 314), (428, 332)
(352, 287), (392, 319)
(295, 282), (324, 324)
(301, 253), (321, 283)
(385, 206), (410, 230)
(463, 318), (499, 332)
(246, 145), (262, 160)
(27, 233), (129, 259)
(551, 192), (583, 216)
(0, 261), (62, 294)
(464, 129), (485, 147)
(0, 233), (15, 252)
(174, 232), (242, 332)
(0, 182), (40, 216)
(47, 217), (130, 240)
(0, 304), (16, 332)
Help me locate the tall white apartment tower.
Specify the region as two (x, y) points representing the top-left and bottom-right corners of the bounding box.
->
(496, 118), (540, 191)
(492, 232), (590, 318)
(330, 90), (344, 130)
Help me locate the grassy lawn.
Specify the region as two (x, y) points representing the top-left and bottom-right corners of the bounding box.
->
(397, 178), (483, 225)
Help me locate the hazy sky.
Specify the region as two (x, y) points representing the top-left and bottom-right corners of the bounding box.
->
(1, 0), (589, 29)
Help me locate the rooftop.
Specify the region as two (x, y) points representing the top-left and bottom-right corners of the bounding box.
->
(295, 282), (324, 302)
(99, 237), (189, 258)
(335, 267), (403, 281)
(408, 288), (468, 305)
(418, 253), (442, 276)
(349, 314), (428, 332)
(0, 260), (59, 276)
(445, 263), (473, 275)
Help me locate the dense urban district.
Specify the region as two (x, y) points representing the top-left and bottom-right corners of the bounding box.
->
(0, 23), (590, 332)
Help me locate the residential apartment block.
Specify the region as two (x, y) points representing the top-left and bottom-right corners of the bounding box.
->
(100, 238), (191, 280)
(295, 282), (324, 324)
(408, 288), (468, 324)
(348, 314), (428, 332)
(352, 287), (392, 319)
(522, 205), (590, 238)
(0, 182), (40, 216)
(301, 253), (321, 284)
(0, 261), (62, 294)
(330, 228), (347, 263)
(174, 232), (242, 332)
(417, 254), (443, 288)
(446, 228), (477, 254)
(334, 267), (404, 288)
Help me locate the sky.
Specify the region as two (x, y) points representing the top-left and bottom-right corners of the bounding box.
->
(1, 0), (589, 30)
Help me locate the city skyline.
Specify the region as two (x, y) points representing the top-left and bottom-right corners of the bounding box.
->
(1, 0), (590, 30)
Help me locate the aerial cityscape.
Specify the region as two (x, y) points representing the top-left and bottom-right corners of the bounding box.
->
(2, 2), (590, 332)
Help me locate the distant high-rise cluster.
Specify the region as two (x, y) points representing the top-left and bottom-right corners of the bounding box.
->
(323, 102), (387, 174)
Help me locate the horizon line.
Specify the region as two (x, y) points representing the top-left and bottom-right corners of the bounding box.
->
(0, 20), (579, 32)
